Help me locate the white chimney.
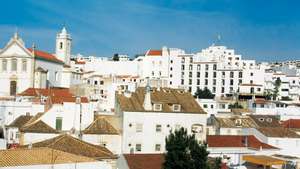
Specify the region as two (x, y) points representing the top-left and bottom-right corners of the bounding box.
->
(143, 78), (152, 111)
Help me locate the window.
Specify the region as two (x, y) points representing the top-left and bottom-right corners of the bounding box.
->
(21, 59), (27, 72)
(205, 79), (208, 85)
(197, 72), (200, 78)
(56, 117), (62, 130)
(203, 104), (208, 108)
(213, 72), (216, 78)
(189, 72), (192, 78)
(181, 65), (185, 70)
(239, 72), (243, 78)
(205, 72), (208, 78)
(2, 59), (7, 71)
(222, 79), (225, 85)
(212, 87), (216, 93)
(230, 71), (234, 78)
(197, 79), (200, 85)
(94, 81), (98, 85)
(136, 123), (143, 132)
(213, 79), (216, 85)
(172, 104), (181, 112)
(189, 65), (192, 70)
(100, 81), (104, 85)
(250, 72), (253, 76)
(230, 79), (234, 85)
(213, 64), (217, 70)
(155, 144), (161, 151)
(170, 67), (173, 71)
(10, 81), (17, 96)
(154, 104), (162, 111)
(156, 124), (162, 132)
(55, 72), (59, 81)
(60, 42), (63, 49)
(189, 79), (192, 85)
(135, 144), (142, 152)
(205, 64), (209, 70)
(222, 71), (225, 77)
(170, 60), (173, 64)
(221, 87), (225, 93)
(11, 58), (17, 71)
(181, 79), (184, 85)
(197, 64), (201, 71)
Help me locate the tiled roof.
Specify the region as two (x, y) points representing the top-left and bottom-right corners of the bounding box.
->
(18, 88), (88, 104)
(207, 135), (278, 150)
(258, 127), (300, 138)
(249, 115), (281, 127)
(0, 147), (95, 167)
(19, 88), (73, 97)
(6, 113), (57, 134)
(20, 134), (116, 160)
(282, 119), (300, 129)
(146, 50), (162, 56)
(6, 115), (33, 128)
(83, 117), (119, 135)
(20, 120), (58, 133)
(117, 87), (205, 113)
(27, 48), (64, 64)
(215, 116), (257, 128)
(124, 154), (164, 169)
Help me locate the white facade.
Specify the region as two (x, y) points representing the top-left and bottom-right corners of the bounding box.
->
(82, 134), (121, 155)
(121, 111), (207, 154)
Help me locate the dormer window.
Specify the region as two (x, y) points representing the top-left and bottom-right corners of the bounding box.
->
(153, 104), (162, 111)
(173, 104), (181, 112)
(266, 118), (272, 123)
(235, 119), (242, 126)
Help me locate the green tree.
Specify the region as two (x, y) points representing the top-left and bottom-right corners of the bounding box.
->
(163, 127), (210, 169)
(211, 157), (222, 169)
(228, 102), (243, 109)
(194, 87), (215, 99)
(112, 53), (119, 61)
(273, 78), (281, 100)
(264, 90), (272, 100)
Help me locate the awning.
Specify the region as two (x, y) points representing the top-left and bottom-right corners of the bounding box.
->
(243, 155), (286, 166)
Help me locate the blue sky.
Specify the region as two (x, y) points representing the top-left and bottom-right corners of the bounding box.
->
(0, 0), (300, 61)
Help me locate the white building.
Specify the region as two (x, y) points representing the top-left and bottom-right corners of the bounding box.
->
(115, 86), (207, 154)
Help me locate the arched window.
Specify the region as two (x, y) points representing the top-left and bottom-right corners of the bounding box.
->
(10, 81), (17, 96)
(60, 42), (63, 49)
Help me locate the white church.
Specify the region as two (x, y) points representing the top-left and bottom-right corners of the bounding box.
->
(0, 27), (81, 97)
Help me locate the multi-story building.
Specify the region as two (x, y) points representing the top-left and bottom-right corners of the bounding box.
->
(115, 86), (207, 154)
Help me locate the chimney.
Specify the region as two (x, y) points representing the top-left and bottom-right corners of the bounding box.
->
(157, 78), (161, 91)
(143, 78), (152, 111)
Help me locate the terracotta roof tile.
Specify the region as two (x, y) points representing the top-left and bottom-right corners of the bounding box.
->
(18, 88), (88, 104)
(117, 87), (205, 113)
(258, 127), (300, 138)
(207, 135), (278, 150)
(282, 119), (300, 129)
(27, 48), (64, 64)
(20, 120), (58, 133)
(6, 115), (33, 128)
(0, 147), (95, 167)
(124, 154), (164, 169)
(146, 50), (162, 56)
(20, 134), (116, 159)
(83, 117), (119, 135)
(249, 115), (281, 127)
